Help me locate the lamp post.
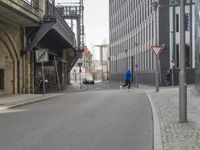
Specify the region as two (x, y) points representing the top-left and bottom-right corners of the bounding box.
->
(135, 43), (139, 88)
(152, 0), (159, 92)
(179, 0), (187, 123)
(115, 54), (117, 82)
(170, 29), (175, 86)
(135, 64), (139, 88)
(77, 62), (83, 89)
(125, 49), (128, 69)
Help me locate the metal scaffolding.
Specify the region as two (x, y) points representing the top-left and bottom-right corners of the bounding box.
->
(57, 0), (85, 50)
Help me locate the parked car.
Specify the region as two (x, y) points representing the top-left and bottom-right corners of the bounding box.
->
(83, 77), (94, 84)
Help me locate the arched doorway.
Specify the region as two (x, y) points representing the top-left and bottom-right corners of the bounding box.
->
(0, 29), (19, 95)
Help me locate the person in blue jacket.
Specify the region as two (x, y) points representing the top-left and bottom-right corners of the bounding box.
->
(120, 68), (132, 89)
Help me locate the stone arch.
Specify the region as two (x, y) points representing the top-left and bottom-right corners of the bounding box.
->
(0, 28), (19, 94)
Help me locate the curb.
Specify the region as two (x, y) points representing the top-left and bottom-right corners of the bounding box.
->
(3, 93), (65, 110)
(145, 91), (163, 150)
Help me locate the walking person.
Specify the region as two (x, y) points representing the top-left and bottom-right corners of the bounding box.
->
(120, 68), (132, 90)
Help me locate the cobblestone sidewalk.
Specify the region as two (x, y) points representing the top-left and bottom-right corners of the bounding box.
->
(146, 87), (200, 150)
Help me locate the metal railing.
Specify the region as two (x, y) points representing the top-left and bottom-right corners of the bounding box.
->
(47, 2), (75, 46)
(23, 0), (39, 9)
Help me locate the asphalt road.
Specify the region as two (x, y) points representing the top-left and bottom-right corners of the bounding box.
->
(0, 87), (153, 150)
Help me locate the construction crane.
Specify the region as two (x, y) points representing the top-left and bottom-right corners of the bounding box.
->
(94, 44), (108, 82)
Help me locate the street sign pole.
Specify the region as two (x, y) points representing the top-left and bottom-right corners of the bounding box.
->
(77, 62), (83, 89)
(35, 49), (49, 94)
(41, 62), (46, 95)
(152, 0), (159, 92)
(135, 64), (139, 88)
(150, 45), (165, 92)
(171, 60), (175, 86)
(179, 0), (187, 123)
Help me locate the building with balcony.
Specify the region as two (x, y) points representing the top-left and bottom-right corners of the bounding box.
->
(0, 0), (45, 95)
(109, 0), (195, 86)
(0, 0), (82, 95)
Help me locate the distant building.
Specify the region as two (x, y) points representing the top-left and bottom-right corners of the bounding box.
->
(92, 59), (109, 81)
(109, 0), (195, 86)
(70, 46), (93, 82)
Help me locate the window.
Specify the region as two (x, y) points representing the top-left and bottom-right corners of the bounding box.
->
(0, 69), (4, 90)
(185, 13), (190, 31)
(176, 14), (179, 32)
(185, 44), (190, 67)
(176, 44), (179, 68)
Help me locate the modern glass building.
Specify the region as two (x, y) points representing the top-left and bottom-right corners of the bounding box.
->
(169, 0), (195, 85)
(195, 0), (200, 91)
(109, 0), (195, 86)
(109, 0), (170, 85)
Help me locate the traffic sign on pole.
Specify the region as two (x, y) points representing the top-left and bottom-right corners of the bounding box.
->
(150, 45), (164, 57)
(35, 49), (49, 63)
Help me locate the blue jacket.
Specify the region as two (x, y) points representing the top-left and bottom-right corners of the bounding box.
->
(125, 69), (132, 81)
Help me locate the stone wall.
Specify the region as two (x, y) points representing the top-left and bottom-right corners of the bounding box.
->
(0, 20), (20, 94)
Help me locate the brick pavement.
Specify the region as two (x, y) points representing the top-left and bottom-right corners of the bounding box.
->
(146, 86), (200, 150)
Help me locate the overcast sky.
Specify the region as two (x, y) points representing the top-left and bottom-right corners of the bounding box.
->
(56, 0), (109, 60)
(84, 0), (109, 59)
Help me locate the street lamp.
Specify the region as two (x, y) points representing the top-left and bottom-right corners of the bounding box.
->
(115, 54), (117, 82)
(170, 30), (175, 86)
(134, 42), (139, 88)
(152, 0), (159, 92)
(179, 0), (187, 123)
(125, 49), (128, 70)
(77, 62), (83, 89)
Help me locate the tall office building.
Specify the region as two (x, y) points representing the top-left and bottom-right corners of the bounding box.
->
(169, 0), (195, 85)
(109, 0), (195, 86)
(195, 0), (200, 91)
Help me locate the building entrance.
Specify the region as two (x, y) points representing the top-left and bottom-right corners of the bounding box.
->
(0, 40), (14, 94)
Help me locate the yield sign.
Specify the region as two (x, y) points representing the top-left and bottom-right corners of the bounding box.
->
(150, 46), (164, 57)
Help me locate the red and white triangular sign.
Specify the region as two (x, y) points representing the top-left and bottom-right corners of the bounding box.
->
(150, 46), (163, 56)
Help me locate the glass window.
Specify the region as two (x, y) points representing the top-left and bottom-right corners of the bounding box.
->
(185, 13), (190, 31)
(176, 14), (179, 32)
(185, 44), (190, 67)
(176, 44), (179, 68)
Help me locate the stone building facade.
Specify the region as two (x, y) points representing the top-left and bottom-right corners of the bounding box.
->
(0, 0), (82, 95)
(0, 0), (45, 95)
